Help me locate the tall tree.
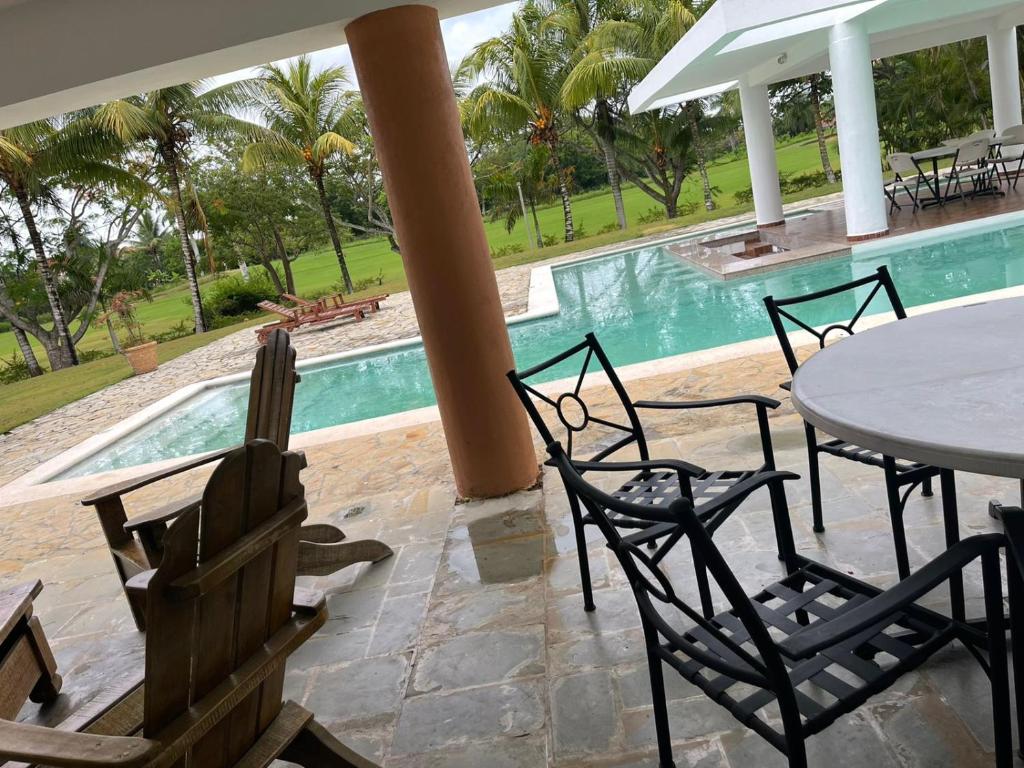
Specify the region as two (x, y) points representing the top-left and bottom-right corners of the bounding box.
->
(549, 0), (649, 230)
(574, 0), (697, 218)
(95, 82), (254, 332)
(0, 115), (131, 367)
(459, 2), (577, 243)
(241, 56), (358, 293)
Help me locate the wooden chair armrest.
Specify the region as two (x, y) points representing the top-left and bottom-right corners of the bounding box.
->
(0, 720), (158, 767)
(0, 580), (42, 641)
(122, 494), (202, 534)
(81, 448), (233, 506)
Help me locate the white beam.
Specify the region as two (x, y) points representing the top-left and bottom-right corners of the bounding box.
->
(829, 17), (888, 239)
(988, 26), (1023, 134)
(738, 80), (784, 228)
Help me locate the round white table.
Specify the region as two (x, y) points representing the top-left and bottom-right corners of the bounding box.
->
(791, 296), (1024, 623)
(791, 296), (1024, 479)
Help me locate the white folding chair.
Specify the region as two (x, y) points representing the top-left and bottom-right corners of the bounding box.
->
(995, 124), (1024, 190)
(884, 152), (935, 212)
(942, 137), (995, 203)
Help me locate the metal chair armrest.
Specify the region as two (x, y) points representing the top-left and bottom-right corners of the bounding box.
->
(633, 394), (782, 411)
(779, 533), (1006, 660)
(567, 457), (706, 479)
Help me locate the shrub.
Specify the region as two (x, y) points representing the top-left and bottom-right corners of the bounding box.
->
(0, 353), (31, 385)
(490, 243), (526, 259)
(149, 320), (193, 344)
(598, 222), (620, 235)
(78, 349), (115, 363)
(637, 207), (667, 224)
(201, 269), (277, 319)
(733, 186), (754, 205)
(542, 235), (559, 247)
(570, 226), (587, 241)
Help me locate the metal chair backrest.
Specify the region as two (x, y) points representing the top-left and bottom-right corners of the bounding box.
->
(507, 333), (649, 463)
(545, 441), (790, 692)
(999, 124), (1024, 146)
(953, 137), (991, 167)
(142, 439), (313, 766)
(245, 328), (300, 449)
(763, 265), (907, 375)
(887, 152), (919, 178)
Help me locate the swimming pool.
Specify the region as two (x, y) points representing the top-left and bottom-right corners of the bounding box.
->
(55, 211), (1024, 479)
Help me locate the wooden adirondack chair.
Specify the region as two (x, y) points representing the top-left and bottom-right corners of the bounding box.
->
(0, 581), (61, 722)
(1, 440), (379, 768)
(82, 330), (393, 630)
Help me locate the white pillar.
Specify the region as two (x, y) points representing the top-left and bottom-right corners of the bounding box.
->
(738, 80), (784, 228)
(987, 26), (1023, 134)
(829, 18), (888, 240)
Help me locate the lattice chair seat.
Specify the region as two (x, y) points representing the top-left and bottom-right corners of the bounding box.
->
(606, 470), (757, 529)
(658, 562), (955, 753)
(817, 439), (927, 473)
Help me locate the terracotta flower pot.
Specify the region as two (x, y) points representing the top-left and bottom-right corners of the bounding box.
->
(123, 340), (158, 375)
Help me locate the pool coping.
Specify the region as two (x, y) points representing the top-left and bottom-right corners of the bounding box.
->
(6, 204), (1024, 504)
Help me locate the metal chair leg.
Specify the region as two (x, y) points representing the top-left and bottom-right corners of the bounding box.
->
(568, 496), (596, 612)
(804, 423), (824, 533)
(921, 475), (933, 497)
(642, 623), (677, 768)
(1004, 550), (1024, 758)
(882, 458), (912, 580)
(940, 470), (966, 623)
(982, 552), (1013, 767)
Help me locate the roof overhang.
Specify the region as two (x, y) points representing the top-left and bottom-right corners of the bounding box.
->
(0, 0), (501, 129)
(629, 0), (1024, 113)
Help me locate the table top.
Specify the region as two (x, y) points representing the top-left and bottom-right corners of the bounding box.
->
(790, 297), (1024, 477)
(912, 138), (1002, 161)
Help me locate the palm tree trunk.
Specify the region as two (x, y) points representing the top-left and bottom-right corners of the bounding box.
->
(596, 101), (627, 230)
(688, 105), (715, 212)
(12, 325), (43, 376)
(809, 75), (837, 184)
(160, 146), (207, 333)
(529, 197), (543, 249)
(273, 225), (296, 295)
(11, 183), (78, 367)
(313, 171), (354, 293)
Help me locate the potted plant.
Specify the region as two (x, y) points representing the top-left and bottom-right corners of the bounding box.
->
(102, 291), (158, 375)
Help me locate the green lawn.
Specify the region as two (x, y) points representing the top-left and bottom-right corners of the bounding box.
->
(0, 134), (841, 432)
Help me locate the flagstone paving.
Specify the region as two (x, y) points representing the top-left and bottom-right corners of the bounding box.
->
(5, 362), (1022, 765)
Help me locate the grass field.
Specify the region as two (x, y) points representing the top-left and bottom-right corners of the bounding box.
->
(0, 134), (841, 432)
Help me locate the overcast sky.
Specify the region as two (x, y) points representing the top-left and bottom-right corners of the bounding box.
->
(215, 3), (517, 87)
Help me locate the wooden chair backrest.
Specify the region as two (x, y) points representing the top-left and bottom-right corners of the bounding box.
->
(245, 329), (299, 450)
(142, 440), (311, 766)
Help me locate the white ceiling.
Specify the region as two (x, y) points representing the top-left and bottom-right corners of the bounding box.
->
(0, 0), (502, 128)
(629, 0), (1024, 113)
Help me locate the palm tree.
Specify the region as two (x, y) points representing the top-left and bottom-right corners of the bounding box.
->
(240, 56), (357, 293)
(577, 0), (696, 218)
(0, 116), (128, 367)
(551, 0), (652, 231)
(95, 83), (253, 332)
(459, 2), (577, 243)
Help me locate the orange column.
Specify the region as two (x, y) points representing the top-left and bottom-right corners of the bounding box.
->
(346, 5), (539, 498)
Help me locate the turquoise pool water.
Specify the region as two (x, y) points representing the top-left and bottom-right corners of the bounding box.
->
(56, 214), (1024, 479)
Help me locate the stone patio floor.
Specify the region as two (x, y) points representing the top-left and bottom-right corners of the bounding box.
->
(5, 346), (1023, 767)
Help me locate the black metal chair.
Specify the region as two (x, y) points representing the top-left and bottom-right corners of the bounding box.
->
(507, 332), (789, 614)
(548, 440), (1013, 768)
(763, 266), (940, 580)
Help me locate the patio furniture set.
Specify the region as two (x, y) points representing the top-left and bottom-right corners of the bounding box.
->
(4, 270), (1024, 767)
(508, 267), (1024, 767)
(885, 126), (1024, 213)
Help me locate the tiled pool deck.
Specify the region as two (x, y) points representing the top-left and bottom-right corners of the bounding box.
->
(6, 349), (1021, 767)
